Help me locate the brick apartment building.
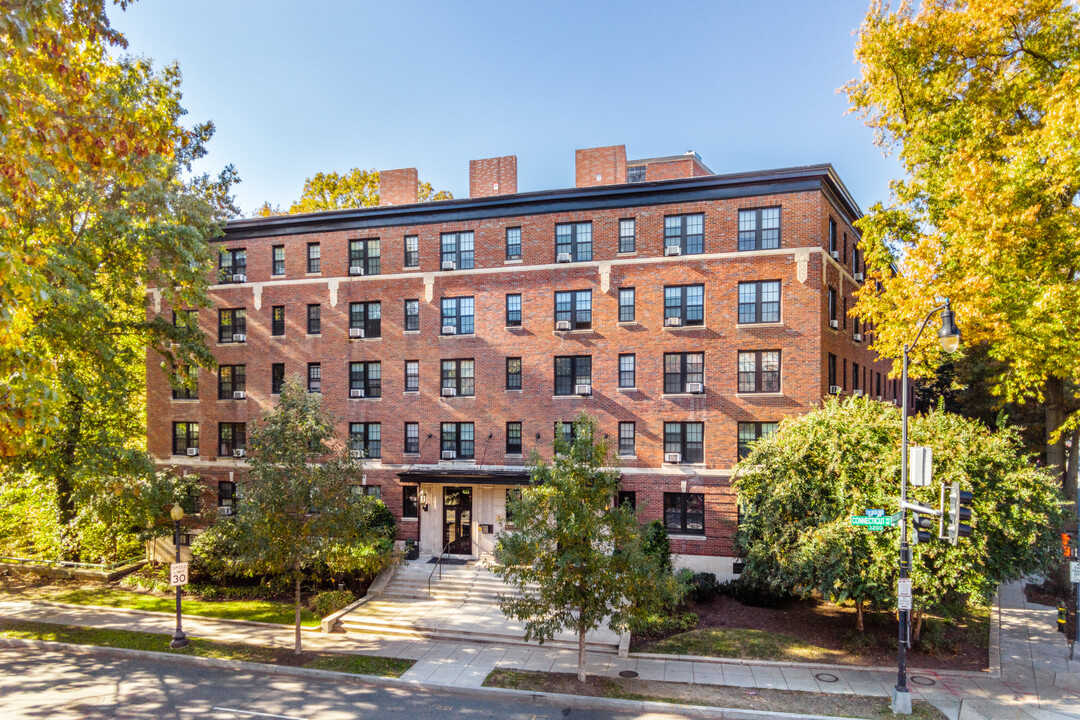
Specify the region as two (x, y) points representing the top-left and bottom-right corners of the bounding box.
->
(146, 145), (903, 576)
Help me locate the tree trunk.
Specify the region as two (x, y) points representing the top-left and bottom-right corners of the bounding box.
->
(577, 621), (587, 683)
(913, 608), (924, 643)
(55, 392), (84, 562)
(855, 599), (864, 633)
(294, 574), (302, 655)
(1046, 376), (1076, 588)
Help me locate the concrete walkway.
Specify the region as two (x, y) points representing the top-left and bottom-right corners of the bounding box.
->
(1, 581), (1078, 720)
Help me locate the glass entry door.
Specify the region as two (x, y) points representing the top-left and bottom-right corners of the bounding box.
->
(443, 486), (472, 555)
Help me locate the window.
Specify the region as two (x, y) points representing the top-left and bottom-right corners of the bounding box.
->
(664, 285), (704, 326)
(828, 287), (837, 326)
(853, 362), (860, 392)
(272, 245), (284, 276)
(405, 299), (420, 332)
(218, 308), (246, 343)
(555, 421), (576, 445)
(440, 231), (474, 270)
(307, 362), (321, 393)
(664, 352), (704, 394)
(738, 281), (781, 324)
(506, 227), (521, 260)
(349, 423), (381, 459)
(618, 354), (635, 388)
(172, 366), (198, 400)
(307, 242), (321, 273)
(664, 492), (704, 534)
(664, 213), (704, 255)
(271, 363), (284, 395)
(349, 361), (381, 398)
(554, 356), (591, 395)
(829, 218), (837, 254)
(441, 297), (474, 334)
(305, 304), (321, 335)
(441, 422), (474, 459)
(828, 353), (837, 389)
(555, 222), (592, 262)
(218, 422), (246, 458)
(618, 422), (635, 456)
(218, 365), (246, 399)
(554, 290), (591, 330)
(738, 207), (781, 251)
(404, 423), (420, 454)
(618, 288), (635, 323)
(618, 218), (636, 253)
(876, 372), (882, 398)
(506, 357), (522, 390)
(404, 360), (419, 392)
(853, 315), (860, 339)
(627, 165), (646, 183)
(173, 309), (198, 332)
(172, 422), (198, 455)
(738, 422), (778, 460)
(617, 490), (636, 509)
(353, 485), (381, 500)
(218, 481), (235, 508)
(738, 351), (781, 393)
(441, 359), (475, 396)
(219, 248), (246, 282)
(404, 235), (419, 268)
(402, 486), (419, 518)
(505, 294), (521, 326)
(349, 238), (381, 276)
(853, 246), (861, 277)
(505, 488), (519, 525)
(506, 422), (522, 454)
(349, 301), (381, 338)
(271, 306), (285, 336)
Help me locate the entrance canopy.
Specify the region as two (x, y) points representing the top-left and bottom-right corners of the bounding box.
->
(397, 468), (531, 486)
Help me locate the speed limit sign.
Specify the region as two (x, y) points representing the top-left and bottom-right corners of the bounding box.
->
(169, 562), (189, 587)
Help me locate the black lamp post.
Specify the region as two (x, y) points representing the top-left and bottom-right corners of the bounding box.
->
(892, 300), (960, 714)
(169, 503), (189, 649)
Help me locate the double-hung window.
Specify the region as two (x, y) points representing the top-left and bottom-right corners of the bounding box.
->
(664, 492), (704, 534)
(404, 299), (420, 332)
(349, 238), (381, 276)
(441, 422), (474, 459)
(738, 208), (781, 251)
(618, 219), (636, 253)
(307, 242), (321, 273)
(219, 248), (246, 282)
(404, 235), (419, 268)
(441, 231), (474, 270)
(738, 351), (781, 393)
(554, 290), (591, 330)
(738, 422), (778, 460)
(828, 353), (838, 389)
(271, 363), (284, 394)
(853, 362), (861, 392)
(172, 422), (199, 455)
(218, 422), (246, 458)
(218, 309), (246, 343)
(665, 422), (704, 465)
(505, 227), (521, 260)
(307, 304), (321, 334)
(307, 362), (321, 393)
(404, 423), (420, 454)
(272, 245), (285, 276)
(618, 422), (635, 456)
(349, 361), (381, 398)
(618, 288), (635, 323)
(441, 359), (475, 396)
(402, 486), (419, 517)
(218, 481), (235, 509)
(173, 309), (198, 332)
(829, 218), (838, 255)
(505, 294), (521, 327)
(618, 354), (635, 388)
(404, 360), (419, 392)
(555, 421), (576, 445)
(664, 213), (704, 255)
(554, 355), (591, 395)
(828, 287), (838, 326)
(664, 352), (704, 394)
(271, 306), (285, 336)
(506, 422), (522, 454)
(172, 366), (198, 400)
(738, 281), (781, 324)
(440, 297), (474, 335)
(349, 423), (381, 460)
(218, 365), (246, 399)
(663, 285), (704, 326)
(506, 357), (522, 390)
(349, 301), (381, 338)
(555, 222), (592, 262)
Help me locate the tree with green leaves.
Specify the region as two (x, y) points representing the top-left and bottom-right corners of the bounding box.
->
(202, 378), (397, 653)
(493, 413), (682, 681)
(255, 167), (452, 216)
(736, 398), (1065, 637)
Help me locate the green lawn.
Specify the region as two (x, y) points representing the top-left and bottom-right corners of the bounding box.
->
(641, 627), (845, 664)
(11, 586), (320, 627)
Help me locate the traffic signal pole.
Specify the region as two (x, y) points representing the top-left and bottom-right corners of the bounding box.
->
(894, 341), (912, 715)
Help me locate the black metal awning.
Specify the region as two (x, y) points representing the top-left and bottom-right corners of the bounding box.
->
(397, 468), (531, 486)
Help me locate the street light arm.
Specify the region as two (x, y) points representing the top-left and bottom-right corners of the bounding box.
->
(906, 303), (949, 355)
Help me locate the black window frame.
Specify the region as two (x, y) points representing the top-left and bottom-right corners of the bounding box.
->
(271, 363), (284, 395)
(555, 421), (576, 445)
(554, 355), (591, 396)
(555, 222), (592, 262)
(738, 281), (781, 324)
(663, 285), (704, 326)
(307, 242), (321, 273)
(664, 352), (705, 394)
(348, 361), (382, 398)
(440, 231), (475, 270)
(617, 490), (636, 509)
(404, 360), (420, 392)
(218, 422), (247, 458)
(271, 245), (285, 276)
(663, 213), (704, 255)
(506, 421), (522, 455)
(440, 358), (475, 396)
(172, 421), (199, 455)
(627, 165), (646, 183)
(440, 422), (475, 459)
(307, 362), (321, 393)
(829, 217), (838, 254)
(618, 218), (636, 253)
(349, 301), (381, 338)
(404, 299), (420, 332)
(219, 248), (247, 283)
(505, 294), (522, 327)
(440, 297), (475, 335)
(404, 234), (419, 268)
(618, 354), (635, 388)
(738, 350), (781, 393)
(618, 421), (635, 457)
(218, 364), (246, 399)
(218, 480), (235, 508)
(554, 290), (592, 330)
(618, 287), (635, 323)
(402, 486), (419, 518)
(828, 287), (837, 326)
(173, 309), (198, 332)
(348, 422), (382, 460)
(218, 308), (246, 343)
(664, 422), (704, 464)
(506, 357), (522, 390)
(738, 421), (778, 460)
(271, 305), (285, 336)
(738, 207), (781, 251)
(664, 492), (704, 535)
(349, 238), (381, 276)
(306, 304), (321, 335)
(505, 227), (522, 260)
(172, 365), (198, 400)
(404, 422), (420, 454)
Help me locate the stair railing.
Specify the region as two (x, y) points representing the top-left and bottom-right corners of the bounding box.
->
(427, 542), (450, 598)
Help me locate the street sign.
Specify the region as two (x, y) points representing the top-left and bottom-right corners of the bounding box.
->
(851, 514), (897, 531)
(169, 562), (189, 587)
(1071, 562), (1079, 584)
(910, 446), (932, 487)
(866, 508), (884, 517)
(898, 578), (912, 610)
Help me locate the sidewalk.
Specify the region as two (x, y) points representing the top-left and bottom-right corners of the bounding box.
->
(1, 582), (1078, 720)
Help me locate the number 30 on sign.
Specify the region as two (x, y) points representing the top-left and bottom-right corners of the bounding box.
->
(169, 562), (189, 587)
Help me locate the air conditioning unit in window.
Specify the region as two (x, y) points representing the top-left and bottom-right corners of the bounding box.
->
(664, 452), (682, 464)
(442, 325), (457, 335)
(829, 320), (838, 330)
(349, 328), (365, 338)
(829, 385), (843, 394)
(442, 260), (456, 271)
(664, 316), (683, 327)
(232, 273), (247, 283)
(853, 389), (864, 397)
(233, 448), (246, 458)
(349, 449), (362, 459)
(232, 333), (246, 342)
(556, 252), (572, 263)
(853, 333), (863, 342)
(349, 266), (364, 276)
(350, 388), (365, 398)
(876, 395), (884, 402)
(555, 320), (572, 331)
(831, 250), (840, 260)
(441, 386), (457, 397)
(686, 382), (705, 394)
(664, 245), (682, 256)
(217, 506), (233, 517)
(186, 447), (198, 457)
(854, 272), (864, 282)
(232, 390), (246, 400)
(441, 450), (457, 460)
(575, 384), (592, 396)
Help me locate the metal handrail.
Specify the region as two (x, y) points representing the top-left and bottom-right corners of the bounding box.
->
(427, 542), (450, 598)
(0, 555), (146, 571)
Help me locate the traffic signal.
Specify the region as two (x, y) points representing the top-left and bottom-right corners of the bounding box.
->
(947, 484), (973, 545)
(911, 509), (936, 544)
(1062, 532), (1075, 559)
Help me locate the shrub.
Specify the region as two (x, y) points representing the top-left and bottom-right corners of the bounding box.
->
(629, 610), (699, 640)
(716, 576), (794, 608)
(312, 590), (356, 618)
(688, 572), (721, 603)
(918, 617), (959, 656)
(841, 631), (878, 655)
(642, 520), (672, 574)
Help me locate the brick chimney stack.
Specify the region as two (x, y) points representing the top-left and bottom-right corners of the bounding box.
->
(575, 145), (627, 187)
(469, 156), (517, 198)
(378, 168), (419, 206)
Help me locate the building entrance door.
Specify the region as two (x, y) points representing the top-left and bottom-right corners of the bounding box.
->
(442, 486), (472, 555)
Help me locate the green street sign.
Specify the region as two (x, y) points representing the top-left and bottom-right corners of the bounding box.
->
(851, 514), (898, 531)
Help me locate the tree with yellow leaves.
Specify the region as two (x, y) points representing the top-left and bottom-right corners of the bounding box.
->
(254, 167), (452, 216)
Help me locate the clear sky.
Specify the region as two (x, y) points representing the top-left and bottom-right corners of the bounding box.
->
(110, 0), (902, 217)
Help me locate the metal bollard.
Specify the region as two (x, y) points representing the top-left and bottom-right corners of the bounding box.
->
(1058, 602), (1068, 634)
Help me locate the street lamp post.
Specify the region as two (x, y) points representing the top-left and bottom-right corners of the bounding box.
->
(892, 300), (960, 714)
(169, 503), (189, 649)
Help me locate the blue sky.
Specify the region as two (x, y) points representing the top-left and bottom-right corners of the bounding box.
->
(111, 1), (901, 217)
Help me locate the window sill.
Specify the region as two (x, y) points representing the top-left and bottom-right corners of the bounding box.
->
(668, 533), (708, 540)
(403, 330), (420, 335)
(170, 398), (199, 402)
(215, 342), (246, 347)
(662, 325), (707, 332)
(616, 252), (637, 257)
(439, 394), (476, 400)
(271, 273), (285, 279)
(348, 336), (383, 341)
(504, 258), (523, 264)
(553, 394), (593, 400)
(216, 397), (248, 402)
(618, 454), (637, 459)
(403, 453), (420, 457)
(662, 393), (706, 398)
(616, 321), (640, 327)
(172, 453), (199, 457)
(553, 328), (594, 334)
(305, 272), (322, 277)
(735, 392), (785, 398)
(307, 333), (322, 338)
(439, 334), (475, 339)
(505, 453), (523, 458)
(505, 325), (522, 330)
(270, 335), (286, 340)
(617, 387), (637, 392)
(663, 463), (707, 467)
(348, 396), (382, 401)
(506, 388), (523, 393)
(403, 390), (420, 395)
(736, 322), (783, 329)
(401, 517), (418, 522)
(440, 459), (476, 465)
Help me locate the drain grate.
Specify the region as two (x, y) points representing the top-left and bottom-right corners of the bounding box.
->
(618, 670), (639, 678)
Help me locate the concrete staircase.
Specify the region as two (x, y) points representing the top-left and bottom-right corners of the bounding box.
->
(376, 559), (528, 603)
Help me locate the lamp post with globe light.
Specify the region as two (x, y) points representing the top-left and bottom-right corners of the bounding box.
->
(169, 503), (189, 649)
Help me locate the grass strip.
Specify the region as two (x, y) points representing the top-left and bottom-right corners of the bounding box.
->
(641, 627), (845, 663)
(0, 618), (412, 677)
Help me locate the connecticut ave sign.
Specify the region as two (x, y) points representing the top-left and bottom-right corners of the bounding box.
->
(851, 511), (903, 532)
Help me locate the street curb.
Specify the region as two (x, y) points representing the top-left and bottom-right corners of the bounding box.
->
(9, 599), (322, 633)
(0, 636), (880, 720)
(628, 651), (991, 679)
(988, 590), (1002, 679)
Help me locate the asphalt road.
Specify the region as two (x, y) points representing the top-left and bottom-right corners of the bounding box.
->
(0, 647), (697, 719)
